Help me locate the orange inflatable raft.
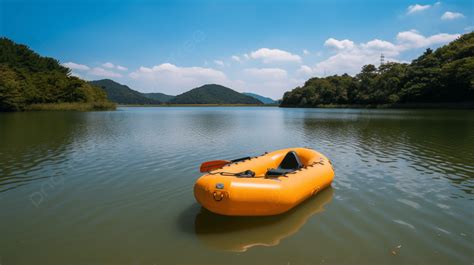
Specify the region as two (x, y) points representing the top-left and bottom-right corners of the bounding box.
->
(194, 148), (335, 216)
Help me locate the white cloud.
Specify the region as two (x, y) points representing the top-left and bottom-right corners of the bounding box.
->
(243, 68), (288, 80)
(361, 39), (400, 57)
(303, 49), (310, 55)
(315, 52), (398, 76)
(396, 30), (459, 49)
(362, 39), (398, 51)
(441, 11), (465, 20)
(239, 68), (299, 99)
(129, 63), (228, 93)
(407, 4), (431, 14)
(324, 38), (355, 50)
(137, 66), (153, 73)
(62, 61), (127, 78)
(304, 30), (459, 77)
(70, 72), (82, 78)
(231, 55), (241, 62)
(62, 62), (90, 71)
(102, 62), (129, 71)
(116, 65), (128, 71)
(297, 65), (313, 75)
(102, 62), (115, 68)
(214, 60), (225, 66)
(249, 48), (302, 63)
(89, 67), (123, 78)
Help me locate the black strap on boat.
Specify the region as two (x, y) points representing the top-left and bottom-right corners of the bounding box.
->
(209, 170), (256, 178)
(230, 157), (252, 163)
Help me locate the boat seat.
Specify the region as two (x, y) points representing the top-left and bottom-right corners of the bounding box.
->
(266, 151), (303, 177)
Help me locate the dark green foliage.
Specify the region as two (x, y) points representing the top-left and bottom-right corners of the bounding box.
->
(89, 79), (161, 104)
(281, 32), (474, 107)
(143, 92), (175, 103)
(243, 93), (276, 104)
(170, 84), (263, 104)
(0, 37), (114, 111)
(0, 38), (69, 75)
(281, 74), (357, 106)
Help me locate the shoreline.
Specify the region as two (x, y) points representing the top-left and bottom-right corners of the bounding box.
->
(279, 102), (474, 110)
(24, 102), (116, 111)
(118, 103), (276, 107)
(3, 102), (473, 112)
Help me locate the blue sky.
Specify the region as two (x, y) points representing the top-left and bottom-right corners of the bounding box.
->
(1, 0), (472, 98)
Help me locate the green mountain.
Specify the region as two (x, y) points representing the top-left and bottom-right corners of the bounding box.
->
(89, 79), (161, 104)
(0, 38), (114, 111)
(169, 84), (263, 104)
(143, 92), (175, 103)
(243, 92), (276, 104)
(281, 32), (474, 107)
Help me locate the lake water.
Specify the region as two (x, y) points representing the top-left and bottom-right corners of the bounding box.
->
(0, 107), (473, 265)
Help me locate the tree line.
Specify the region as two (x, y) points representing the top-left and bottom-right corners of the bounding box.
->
(281, 32), (473, 107)
(0, 38), (115, 111)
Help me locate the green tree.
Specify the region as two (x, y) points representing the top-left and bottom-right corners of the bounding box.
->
(355, 64), (377, 103)
(0, 37), (115, 111)
(0, 65), (25, 111)
(280, 31), (474, 107)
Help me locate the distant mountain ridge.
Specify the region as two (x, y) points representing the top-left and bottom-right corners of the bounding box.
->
(89, 79), (161, 104)
(169, 84), (263, 104)
(243, 93), (276, 104)
(143, 92), (175, 103)
(90, 80), (264, 105)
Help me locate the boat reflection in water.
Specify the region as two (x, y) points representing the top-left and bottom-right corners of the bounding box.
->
(194, 186), (334, 252)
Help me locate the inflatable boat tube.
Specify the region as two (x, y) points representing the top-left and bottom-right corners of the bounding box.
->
(194, 148), (335, 216)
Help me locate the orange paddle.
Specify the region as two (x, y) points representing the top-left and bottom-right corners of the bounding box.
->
(200, 157), (251, 172)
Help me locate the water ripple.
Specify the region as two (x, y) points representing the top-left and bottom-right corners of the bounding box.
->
(0, 107), (473, 264)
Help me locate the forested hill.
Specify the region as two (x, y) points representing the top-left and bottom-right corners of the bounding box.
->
(0, 38), (115, 111)
(89, 79), (161, 104)
(143, 92), (175, 103)
(169, 84), (263, 104)
(243, 92), (277, 104)
(281, 31), (474, 107)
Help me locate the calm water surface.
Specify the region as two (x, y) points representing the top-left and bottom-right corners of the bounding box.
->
(0, 107), (473, 264)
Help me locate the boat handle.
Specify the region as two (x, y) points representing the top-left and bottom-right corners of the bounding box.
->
(213, 191), (224, 201)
